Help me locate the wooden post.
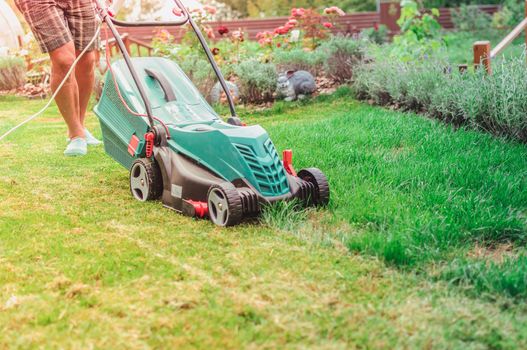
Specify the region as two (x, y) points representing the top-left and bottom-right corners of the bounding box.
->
(123, 36), (131, 54)
(474, 41), (491, 74)
(380, 1), (401, 33)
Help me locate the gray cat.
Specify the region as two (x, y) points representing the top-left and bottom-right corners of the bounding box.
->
(276, 70), (317, 102)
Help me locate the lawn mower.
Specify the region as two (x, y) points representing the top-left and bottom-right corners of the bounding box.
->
(92, 0), (330, 226)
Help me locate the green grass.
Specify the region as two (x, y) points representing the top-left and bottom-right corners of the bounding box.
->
(442, 254), (527, 300)
(1, 93), (527, 348)
(444, 29), (526, 64)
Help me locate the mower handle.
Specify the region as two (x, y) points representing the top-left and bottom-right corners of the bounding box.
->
(94, 0), (189, 27)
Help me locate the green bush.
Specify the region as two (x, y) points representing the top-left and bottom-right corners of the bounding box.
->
(423, 0), (501, 8)
(0, 57), (26, 91)
(177, 54), (219, 98)
(492, 0), (525, 29)
(451, 4), (492, 32)
(273, 48), (325, 76)
(233, 59), (277, 104)
(354, 50), (527, 142)
(359, 25), (389, 45)
(441, 255), (527, 300)
(318, 35), (365, 83)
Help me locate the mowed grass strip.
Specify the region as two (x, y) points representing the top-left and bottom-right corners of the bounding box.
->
(1, 93), (527, 348)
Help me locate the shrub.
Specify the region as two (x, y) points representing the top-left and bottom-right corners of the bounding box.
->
(232, 59), (277, 104)
(0, 57), (26, 91)
(359, 25), (389, 45)
(354, 48), (527, 142)
(178, 54), (219, 98)
(318, 35), (364, 83)
(451, 4), (492, 32)
(273, 48), (325, 76)
(492, 0), (525, 29)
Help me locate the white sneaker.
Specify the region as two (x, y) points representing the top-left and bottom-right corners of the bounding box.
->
(67, 128), (102, 146)
(64, 137), (88, 157)
(84, 128), (102, 146)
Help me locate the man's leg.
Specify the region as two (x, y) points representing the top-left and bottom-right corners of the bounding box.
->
(75, 50), (96, 127)
(49, 42), (84, 140)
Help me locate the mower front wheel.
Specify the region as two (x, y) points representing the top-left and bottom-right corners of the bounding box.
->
(207, 183), (243, 227)
(298, 168), (330, 206)
(129, 158), (163, 202)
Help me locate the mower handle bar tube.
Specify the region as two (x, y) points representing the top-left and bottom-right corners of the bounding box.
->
(94, 0), (157, 129)
(94, 0), (239, 120)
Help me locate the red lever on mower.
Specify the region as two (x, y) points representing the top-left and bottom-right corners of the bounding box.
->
(282, 149), (297, 176)
(144, 132), (155, 158)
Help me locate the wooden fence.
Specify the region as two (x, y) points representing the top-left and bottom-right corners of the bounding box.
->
(106, 3), (501, 44)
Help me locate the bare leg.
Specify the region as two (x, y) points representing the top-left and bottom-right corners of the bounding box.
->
(49, 42), (84, 139)
(75, 50), (96, 127)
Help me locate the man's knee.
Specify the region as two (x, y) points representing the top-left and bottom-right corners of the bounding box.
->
(77, 51), (96, 72)
(50, 53), (76, 77)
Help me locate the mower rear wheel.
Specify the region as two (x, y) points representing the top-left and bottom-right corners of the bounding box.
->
(207, 183), (243, 227)
(298, 168), (330, 206)
(130, 158), (163, 202)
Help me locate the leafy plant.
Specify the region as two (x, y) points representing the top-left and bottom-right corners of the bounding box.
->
(391, 0), (444, 61)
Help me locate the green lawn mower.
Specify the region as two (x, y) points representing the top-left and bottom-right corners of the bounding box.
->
(92, 0), (330, 226)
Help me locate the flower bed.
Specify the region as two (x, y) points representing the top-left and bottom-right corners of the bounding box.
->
(153, 5), (371, 104)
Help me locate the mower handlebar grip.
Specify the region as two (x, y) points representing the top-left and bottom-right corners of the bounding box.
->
(100, 0), (189, 27)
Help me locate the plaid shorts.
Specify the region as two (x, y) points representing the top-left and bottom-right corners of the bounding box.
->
(14, 0), (98, 53)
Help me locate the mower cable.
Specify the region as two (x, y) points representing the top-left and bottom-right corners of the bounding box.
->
(0, 25), (102, 143)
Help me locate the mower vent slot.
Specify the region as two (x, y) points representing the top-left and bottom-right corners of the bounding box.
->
(234, 141), (289, 197)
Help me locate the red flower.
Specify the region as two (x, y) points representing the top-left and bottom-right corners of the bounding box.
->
(323, 22), (334, 29)
(218, 26), (229, 35)
(274, 26), (290, 35)
(212, 47), (220, 55)
(277, 42), (281, 48)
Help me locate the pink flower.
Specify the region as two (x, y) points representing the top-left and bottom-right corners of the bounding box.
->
(324, 6), (345, 16)
(203, 5), (217, 15)
(291, 8), (305, 18)
(172, 7), (183, 16)
(323, 22), (334, 29)
(287, 19), (298, 27)
(205, 27), (216, 39)
(232, 29), (244, 42)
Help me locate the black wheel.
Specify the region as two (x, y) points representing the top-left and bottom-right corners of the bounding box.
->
(298, 168), (330, 206)
(130, 158), (163, 202)
(207, 182), (243, 227)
